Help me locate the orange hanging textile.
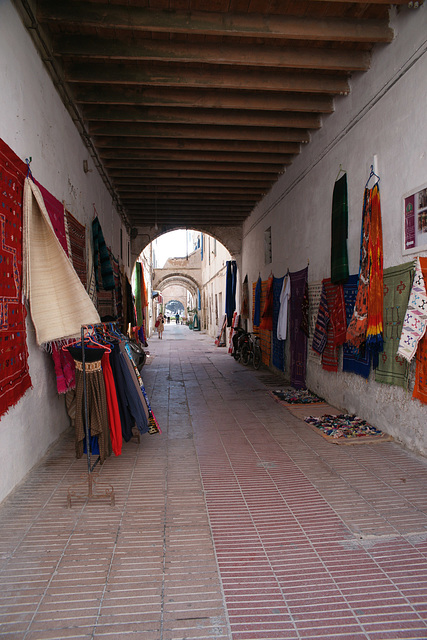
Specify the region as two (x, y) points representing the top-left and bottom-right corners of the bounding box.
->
(259, 275), (274, 331)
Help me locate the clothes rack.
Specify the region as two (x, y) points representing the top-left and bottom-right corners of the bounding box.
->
(67, 323), (115, 507)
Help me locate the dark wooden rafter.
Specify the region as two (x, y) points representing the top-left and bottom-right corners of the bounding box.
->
(38, 2), (393, 43)
(12, 0), (404, 230)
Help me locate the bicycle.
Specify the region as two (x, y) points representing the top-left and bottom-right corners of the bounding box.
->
(240, 332), (262, 370)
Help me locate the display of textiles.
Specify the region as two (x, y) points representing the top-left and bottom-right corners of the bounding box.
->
(65, 210), (87, 287)
(321, 279), (346, 372)
(34, 179), (68, 255)
(347, 182), (383, 355)
(252, 279), (271, 366)
(241, 275), (250, 320)
(342, 275), (371, 379)
(272, 275), (285, 371)
(253, 276), (262, 327)
(412, 257), (427, 404)
(331, 173), (349, 284)
(66, 324), (158, 465)
(375, 261), (413, 389)
(225, 260), (237, 327)
(308, 281), (322, 364)
(92, 216), (114, 291)
(289, 267), (308, 389)
(259, 274), (274, 331)
(397, 257), (427, 362)
(23, 177), (100, 346)
(0, 139), (32, 418)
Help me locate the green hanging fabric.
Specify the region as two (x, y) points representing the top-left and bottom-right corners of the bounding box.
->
(331, 173), (349, 284)
(134, 262), (143, 326)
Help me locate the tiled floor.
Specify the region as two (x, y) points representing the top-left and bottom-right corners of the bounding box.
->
(1, 324), (427, 639)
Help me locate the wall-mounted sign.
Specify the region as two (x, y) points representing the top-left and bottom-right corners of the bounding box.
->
(403, 183), (427, 254)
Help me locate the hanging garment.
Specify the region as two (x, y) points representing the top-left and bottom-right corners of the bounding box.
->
(346, 183), (383, 352)
(241, 275), (250, 320)
(74, 359), (111, 464)
(277, 274), (291, 341)
(23, 178), (100, 347)
(397, 257), (427, 361)
(342, 275), (371, 379)
(51, 343), (75, 394)
(272, 276), (285, 371)
(413, 257), (427, 404)
(225, 260), (237, 327)
(331, 173), (349, 284)
(34, 179), (68, 255)
(321, 279), (347, 372)
(0, 140), (32, 417)
(134, 261), (144, 326)
(289, 267), (308, 389)
(312, 283), (330, 355)
(92, 216), (114, 291)
(117, 342), (149, 435)
(108, 344), (135, 442)
(260, 275), (274, 331)
(375, 261), (413, 389)
(101, 352), (122, 456)
(253, 276), (262, 327)
(65, 210), (87, 288)
(366, 183), (384, 356)
(300, 280), (310, 337)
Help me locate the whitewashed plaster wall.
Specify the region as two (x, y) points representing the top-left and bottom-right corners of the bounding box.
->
(0, 1), (129, 503)
(200, 237), (233, 339)
(242, 6), (427, 456)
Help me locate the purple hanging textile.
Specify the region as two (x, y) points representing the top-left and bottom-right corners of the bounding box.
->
(225, 260), (237, 327)
(290, 267), (308, 389)
(272, 276), (285, 371)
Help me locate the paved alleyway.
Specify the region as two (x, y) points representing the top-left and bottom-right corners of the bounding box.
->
(1, 323), (427, 640)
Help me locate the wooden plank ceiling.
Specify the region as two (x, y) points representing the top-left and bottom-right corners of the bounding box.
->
(17, 0), (418, 231)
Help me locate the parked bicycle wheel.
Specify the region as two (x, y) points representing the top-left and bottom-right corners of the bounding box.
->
(253, 346), (262, 370)
(240, 343), (250, 365)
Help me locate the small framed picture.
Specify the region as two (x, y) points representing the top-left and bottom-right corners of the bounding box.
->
(403, 183), (427, 255)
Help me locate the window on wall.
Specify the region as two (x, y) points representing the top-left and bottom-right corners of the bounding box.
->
(264, 227), (272, 265)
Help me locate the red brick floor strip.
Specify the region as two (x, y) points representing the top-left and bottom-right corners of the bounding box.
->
(1, 326), (427, 639)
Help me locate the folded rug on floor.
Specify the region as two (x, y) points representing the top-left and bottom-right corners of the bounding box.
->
(269, 388), (325, 405)
(304, 414), (393, 444)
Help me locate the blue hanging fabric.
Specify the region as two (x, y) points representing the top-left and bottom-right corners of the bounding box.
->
(225, 260), (237, 327)
(253, 276), (262, 328)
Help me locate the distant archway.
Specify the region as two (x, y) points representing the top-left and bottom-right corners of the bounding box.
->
(165, 300), (185, 317)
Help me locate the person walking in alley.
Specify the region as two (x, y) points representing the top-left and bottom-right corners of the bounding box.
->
(155, 312), (165, 339)
(175, 312), (180, 324)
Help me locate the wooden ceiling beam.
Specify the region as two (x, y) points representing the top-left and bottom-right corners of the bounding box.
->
(67, 62), (350, 95)
(102, 160), (288, 172)
(73, 86), (334, 113)
(109, 170), (279, 181)
(121, 193), (259, 202)
(113, 178), (273, 188)
(56, 35), (370, 72)
(89, 123), (309, 143)
(82, 105), (321, 130)
(119, 186), (266, 195)
(39, 2), (393, 43)
(95, 138), (300, 155)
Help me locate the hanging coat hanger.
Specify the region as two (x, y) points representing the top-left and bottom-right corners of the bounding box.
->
(335, 164), (346, 182)
(365, 164), (380, 189)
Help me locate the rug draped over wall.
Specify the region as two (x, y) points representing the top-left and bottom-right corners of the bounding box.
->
(0, 139), (32, 417)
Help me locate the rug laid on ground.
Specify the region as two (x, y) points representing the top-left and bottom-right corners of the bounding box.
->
(304, 413), (393, 445)
(269, 388), (325, 405)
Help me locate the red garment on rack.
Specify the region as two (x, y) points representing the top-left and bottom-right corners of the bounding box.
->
(102, 353), (122, 456)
